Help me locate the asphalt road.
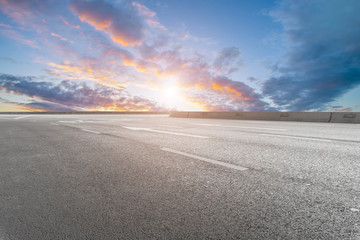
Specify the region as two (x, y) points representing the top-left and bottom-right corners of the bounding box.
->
(0, 114), (359, 239)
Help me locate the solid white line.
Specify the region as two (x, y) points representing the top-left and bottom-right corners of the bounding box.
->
(81, 129), (100, 134)
(14, 115), (31, 120)
(260, 133), (332, 142)
(161, 148), (248, 171)
(123, 126), (210, 139)
(194, 123), (286, 131)
(50, 123), (59, 126)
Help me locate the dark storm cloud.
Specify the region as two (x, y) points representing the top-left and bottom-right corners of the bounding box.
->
(262, 0), (360, 111)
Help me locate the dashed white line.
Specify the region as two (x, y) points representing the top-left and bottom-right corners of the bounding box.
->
(14, 115), (32, 120)
(81, 129), (100, 134)
(157, 125), (181, 128)
(260, 133), (332, 142)
(50, 123), (59, 126)
(123, 126), (210, 139)
(110, 118), (143, 121)
(194, 123), (286, 131)
(161, 148), (248, 171)
(303, 124), (335, 127)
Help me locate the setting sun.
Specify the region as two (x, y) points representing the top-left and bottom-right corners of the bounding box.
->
(165, 86), (178, 98)
(157, 82), (198, 110)
(160, 85), (181, 109)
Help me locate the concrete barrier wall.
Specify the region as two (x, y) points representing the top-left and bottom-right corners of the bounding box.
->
(329, 112), (360, 123)
(170, 112), (360, 123)
(235, 112), (331, 122)
(170, 111), (189, 118)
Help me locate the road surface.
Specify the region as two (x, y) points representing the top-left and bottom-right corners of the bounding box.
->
(0, 114), (359, 239)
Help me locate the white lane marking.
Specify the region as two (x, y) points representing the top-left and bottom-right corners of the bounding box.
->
(110, 118), (143, 121)
(58, 120), (93, 123)
(123, 126), (210, 139)
(260, 133), (332, 142)
(81, 129), (100, 134)
(161, 148), (248, 171)
(74, 120), (95, 123)
(157, 125), (181, 128)
(50, 123), (59, 126)
(194, 123), (221, 127)
(194, 123), (286, 131)
(350, 208), (359, 212)
(14, 115), (31, 120)
(305, 124), (334, 127)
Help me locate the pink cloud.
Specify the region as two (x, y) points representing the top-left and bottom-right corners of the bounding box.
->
(0, 28), (40, 48)
(70, 0), (145, 46)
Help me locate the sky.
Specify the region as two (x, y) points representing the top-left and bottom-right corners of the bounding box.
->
(0, 0), (359, 112)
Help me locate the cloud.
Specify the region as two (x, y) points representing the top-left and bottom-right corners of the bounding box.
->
(0, 0), (39, 25)
(0, 0), (57, 32)
(180, 74), (272, 111)
(0, 23), (12, 28)
(184, 91), (250, 112)
(132, 2), (165, 30)
(0, 28), (40, 48)
(0, 73), (166, 111)
(333, 107), (352, 112)
(70, 0), (145, 46)
(213, 47), (242, 74)
(0, 57), (17, 64)
(46, 60), (126, 88)
(61, 17), (80, 29)
(155, 51), (273, 111)
(22, 101), (76, 112)
(0, 0), (277, 112)
(262, 0), (360, 111)
(51, 32), (74, 43)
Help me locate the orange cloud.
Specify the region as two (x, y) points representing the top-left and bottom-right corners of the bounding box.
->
(62, 18), (80, 29)
(70, 0), (144, 46)
(51, 32), (74, 43)
(47, 61), (125, 88)
(122, 58), (161, 74)
(186, 100), (210, 111)
(1, 73), (167, 112)
(212, 82), (250, 100)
